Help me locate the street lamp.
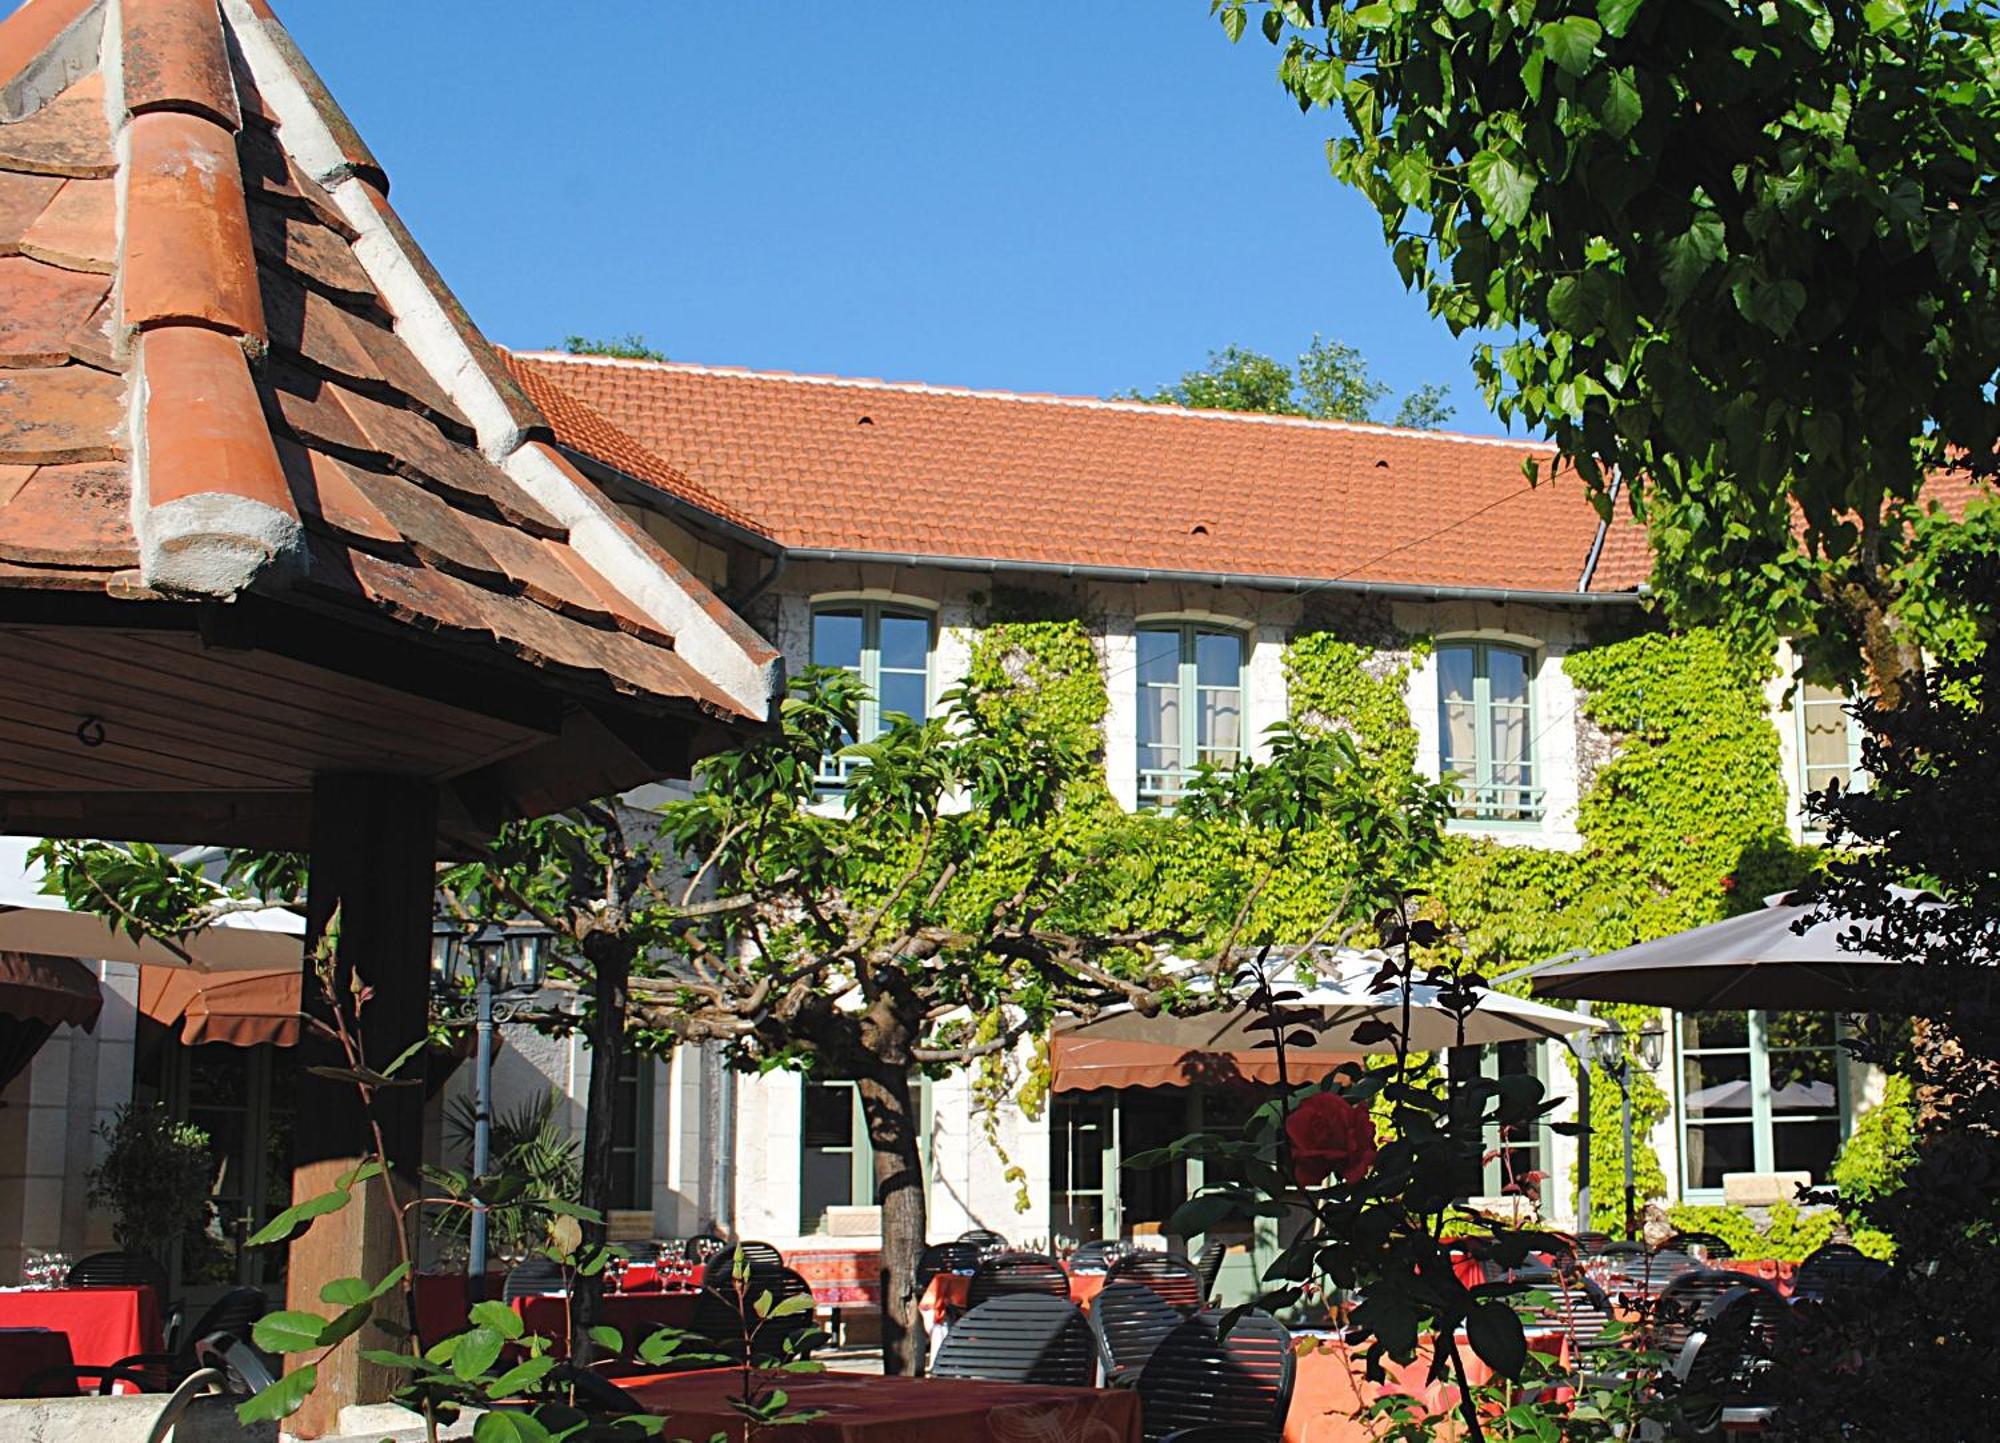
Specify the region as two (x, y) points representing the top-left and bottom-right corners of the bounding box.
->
(432, 919), (553, 1298)
(1587, 1021), (1665, 1240)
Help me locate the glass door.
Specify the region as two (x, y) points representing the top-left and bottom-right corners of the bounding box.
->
(168, 1042), (295, 1307)
(1050, 1092), (1118, 1246)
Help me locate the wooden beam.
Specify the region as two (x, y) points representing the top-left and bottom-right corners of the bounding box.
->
(286, 774), (436, 1437)
(0, 790), (312, 849)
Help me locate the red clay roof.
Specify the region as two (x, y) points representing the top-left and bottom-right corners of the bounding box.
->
(512, 354), (1647, 598)
(0, 0), (775, 722)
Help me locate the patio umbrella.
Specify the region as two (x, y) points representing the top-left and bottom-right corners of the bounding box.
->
(0, 950), (102, 1091)
(1528, 887), (1959, 1012)
(1052, 950), (1601, 1090)
(0, 838), (304, 973)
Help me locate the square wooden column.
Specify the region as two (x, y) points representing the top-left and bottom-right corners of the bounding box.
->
(286, 773), (437, 1438)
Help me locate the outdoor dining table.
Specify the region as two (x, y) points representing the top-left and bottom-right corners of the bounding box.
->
(512, 1289), (700, 1363)
(623, 1367), (1143, 1443)
(0, 1286), (161, 1396)
(1283, 1330), (1572, 1443)
(918, 1267), (1107, 1330)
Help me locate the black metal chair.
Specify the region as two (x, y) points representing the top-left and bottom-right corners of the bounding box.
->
(1572, 1231), (1615, 1256)
(32, 1286), (268, 1396)
(691, 1266), (820, 1363)
(1653, 1270), (1784, 1356)
(1665, 1230), (1736, 1261)
(194, 1332), (279, 1395)
(958, 1228), (1010, 1259)
(502, 1256), (570, 1301)
(1792, 1243), (1891, 1299)
(1068, 1238), (1126, 1273)
(1666, 1283), (1795, 1440)
(66, 1250), (171, 1295)
(1136, 1309), (1295, 1443)
(931, 1294), (1095, 1386)
(1091, 1281), (1186, 1387)
(968, 1252), (1071, 1308)
(699, 1240), (786, 1285)
(917, 1241), (982, 1291)
(1108, 1251), (1205, 1311)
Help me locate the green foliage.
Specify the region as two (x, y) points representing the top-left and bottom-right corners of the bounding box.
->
(427, 1090), (583, 1260)
(1666, 1199), (1891, 1263)
(1284, 630), (1430, 786)
(560, 332), (666, 362)
(1125, 333), (1451, 427)
(85, 1103), (214, 1262)
(1831, 1072), (1919, 1207)
(1215, 0), (2000, 683)
(963, 619), (1108, 767)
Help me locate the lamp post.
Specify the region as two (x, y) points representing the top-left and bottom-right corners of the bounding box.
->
(432, 919), (552, 1299)
(1587, 1021), (1665, 1239)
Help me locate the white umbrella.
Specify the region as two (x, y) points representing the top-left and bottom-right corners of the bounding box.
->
(1064, 950), (1603, 1055)
(0, 838), (304, 972)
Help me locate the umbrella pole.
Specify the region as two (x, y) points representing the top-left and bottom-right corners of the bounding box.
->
(1619, 1070), (1635, 1240)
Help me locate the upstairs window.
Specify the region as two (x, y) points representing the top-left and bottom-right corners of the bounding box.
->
(811, 603), (932, 791)
(1796, 680), (1861, 831)
(1138, 623), (1244, 809)
(1437, 641), (1541, 822)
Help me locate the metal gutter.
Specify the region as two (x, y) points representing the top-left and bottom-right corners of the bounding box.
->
(777, 547), (1646, 607)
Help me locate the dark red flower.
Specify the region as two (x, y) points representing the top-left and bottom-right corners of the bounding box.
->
(1286, 1091), (1378, 1187)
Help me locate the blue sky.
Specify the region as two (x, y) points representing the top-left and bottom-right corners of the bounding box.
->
(266, 5), (1490, 430)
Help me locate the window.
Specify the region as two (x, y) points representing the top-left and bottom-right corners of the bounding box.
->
(1137, 623), (1244, 808)
(800, 1080), (872, 1235)
(1448, 1042), (1547, 1199)
(1796, 681), (1862, 830)
(811, 603), (932, 790)
(1436, 642), (1541, 822)
(609, 1053), (653, 1211)
(1679, 1011), (1845, 1195)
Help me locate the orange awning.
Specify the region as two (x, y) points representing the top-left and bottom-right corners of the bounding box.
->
(139, 967), (302, 1049)
(1049, 1033), (1359, 1092)
(0, 951), (102, 1031)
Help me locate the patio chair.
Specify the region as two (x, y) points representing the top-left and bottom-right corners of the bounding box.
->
(1135, 1308), (1295, 1443)
(502, 1257), (570, 1301)
(1792, 1243), (1891, 1300)
(1091, 1281), (1186, 1387)
(968, 1252), (1071, 1308)
(1192, 1238), (1226, 1302)
(1653, 1270), (1784, 1357)
(1108, 1251), (1206, 1311)
(1665, 1283), (1795, 1441)
(1158, 1429), (1284, 1443)
(916, 1241), (981, 1290)
(1068, 1238), (1127, 1273)
(30, 1286), (268, 1396)
(65, 1249), (171, 1295)
(1572, 1231), (1615, 1257)
(699, 1240), (785, 1284)
(1664, 1230), (1736, 1261)
(680, 1234), (731, 1264)
(931, 1294), (1095, 1386)
(958, 1228), (1011, 1259)
(691, 1266), (820, 1363)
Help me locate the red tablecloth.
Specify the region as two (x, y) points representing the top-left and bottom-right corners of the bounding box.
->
(0, 1328), (76, 1398)
(624, 1368), (1142, 1443)
(919, 1269), (1106, 1330)
(1727, 1259), (1798, 1294)
(1284, 1332), (1570, 1443)
(512, 1290), (699, 1362)
(786, 1249), (883, 1307)
(0, 1287), (160, 1394)
(413, 1272), (508, 1344)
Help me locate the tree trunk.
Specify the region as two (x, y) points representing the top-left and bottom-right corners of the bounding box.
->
(856, 1069), (927, 1376)
(573, 943), (631, 1363)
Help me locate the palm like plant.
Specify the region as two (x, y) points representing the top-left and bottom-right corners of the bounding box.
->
(425, 1090), (583, 1262)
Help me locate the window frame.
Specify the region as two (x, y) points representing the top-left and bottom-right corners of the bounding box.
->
(1135, 620), (1247, 810)
(1793, 681), (1864, 836)
(810, 600), (935, 791)
(1435, 639), (1544, 825)
(1447, 1042), (1549, 1199)
(1675, 1009), (1851, 1202)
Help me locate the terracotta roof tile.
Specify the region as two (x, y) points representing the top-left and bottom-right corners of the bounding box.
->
(514, 355), (1622, 596)
(0, 254), (108, 366)
(0, 8), (766, 725)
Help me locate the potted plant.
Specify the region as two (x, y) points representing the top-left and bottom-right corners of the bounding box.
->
(86, 1102), (215, 1265)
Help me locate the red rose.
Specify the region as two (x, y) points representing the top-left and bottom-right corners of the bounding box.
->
(1286, 1091), (1378, 1187)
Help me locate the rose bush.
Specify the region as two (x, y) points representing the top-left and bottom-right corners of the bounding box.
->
(1287, 1090), (1378, 1186)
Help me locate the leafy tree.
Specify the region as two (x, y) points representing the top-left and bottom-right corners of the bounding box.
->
(561, 332), (667, 362)
(1129, 333), (1453, 426)
(1216, 0), (2000, 693)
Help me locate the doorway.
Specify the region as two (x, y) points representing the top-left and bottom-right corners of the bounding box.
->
(161, 1041), (296, 1308)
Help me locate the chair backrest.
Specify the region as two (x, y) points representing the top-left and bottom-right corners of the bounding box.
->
(691, 1267), (819, 1361)
(1793, 1243), (1891, 1299)
(958, 1228), (1010, 1259)
(1091, 1281), (1187, 1386)
(1671, 1284), (1795, 1413)
(917, 1241), (982, 1290)
(1653, 1269), (1781, 1354)
(932, 1294), (1095, 1386)
(700, 1241), (785, 1285)
(1108, 1251), (1205, 1311)
(1068, 1239), (1126, 1273)
(1520, 1282), (1614, 1352)
(1136, 1309), (1295, 1443)
(193, 1332), (277, 1396)
(1599, 1248), (1696, 1299)
(682, 1235), (730, 1263)
(1192, 1238), (1226, 1301)
(187, 1287), (268, 1350)
(1665, 1230), (1736, 1261)
(502, 1257), (570, 1302)
(66, 1250), (169, 1295)
(1572, 1231), (1614, 1257)
(1597, 1241), (1647, 1258)
(969, 1252), (1071, 1308)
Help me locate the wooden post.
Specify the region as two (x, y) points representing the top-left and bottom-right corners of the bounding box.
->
(286, 773), (437, 1438)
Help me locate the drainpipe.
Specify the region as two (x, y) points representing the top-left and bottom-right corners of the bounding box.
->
(715, 1048), (737, 1236)
(1573, 1000), (1593, 1233)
